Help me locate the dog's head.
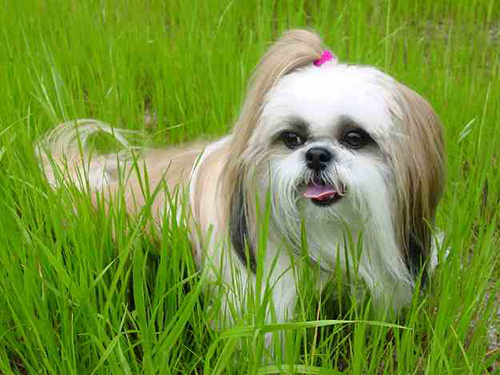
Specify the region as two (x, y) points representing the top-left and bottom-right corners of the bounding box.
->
(222, 30), (445, 277)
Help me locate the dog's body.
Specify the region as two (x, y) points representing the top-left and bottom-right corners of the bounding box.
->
(37, 30), (445, 326)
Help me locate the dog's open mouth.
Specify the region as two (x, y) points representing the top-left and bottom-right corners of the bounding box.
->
(303, 181), (346, 207)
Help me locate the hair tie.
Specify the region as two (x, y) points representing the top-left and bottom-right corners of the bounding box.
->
(314, 51), (335, 67)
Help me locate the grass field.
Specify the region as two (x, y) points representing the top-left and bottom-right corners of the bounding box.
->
(1, 0), (499, 373)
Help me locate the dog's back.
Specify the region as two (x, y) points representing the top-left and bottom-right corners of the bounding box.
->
(36, 119), (208, 224)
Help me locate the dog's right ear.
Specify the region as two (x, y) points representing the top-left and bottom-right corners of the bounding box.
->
(220, 30), (326, 265)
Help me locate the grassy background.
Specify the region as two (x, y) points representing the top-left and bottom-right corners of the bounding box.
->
(1, 0), (499, 373)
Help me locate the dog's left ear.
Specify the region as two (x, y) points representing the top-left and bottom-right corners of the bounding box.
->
(388, 84), (446, 276)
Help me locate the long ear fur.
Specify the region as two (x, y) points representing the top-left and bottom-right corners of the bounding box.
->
(229, 175), (257, 273)
(221, 29), (326, 271)
(389, 84), (446, 276)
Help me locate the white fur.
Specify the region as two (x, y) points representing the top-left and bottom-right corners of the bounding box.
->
(257, 63), (398, 142)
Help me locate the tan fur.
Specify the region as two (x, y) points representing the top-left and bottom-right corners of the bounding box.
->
(389, 84), (445, 259)
(219, 29), (326, 243)
(36, 119), (208, 226)
(113, 144), (207, 221)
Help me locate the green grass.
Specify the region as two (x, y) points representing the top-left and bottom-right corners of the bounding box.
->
(1, 0), (500, 373)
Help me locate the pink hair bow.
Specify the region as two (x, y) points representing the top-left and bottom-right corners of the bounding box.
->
(314, 51), (335, 67)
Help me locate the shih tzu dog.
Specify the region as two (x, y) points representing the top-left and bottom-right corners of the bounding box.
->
(36, 29), (445, 326)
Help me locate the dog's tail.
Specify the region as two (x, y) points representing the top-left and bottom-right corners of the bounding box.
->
(35, 119), (140, 192)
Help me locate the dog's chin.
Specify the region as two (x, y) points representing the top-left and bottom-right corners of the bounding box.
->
(300, 178), (347, 208)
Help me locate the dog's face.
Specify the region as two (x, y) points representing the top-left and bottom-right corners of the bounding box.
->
(241, 64), (400, 251)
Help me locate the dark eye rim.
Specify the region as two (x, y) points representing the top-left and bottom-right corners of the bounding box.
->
(280, 131), (306, 149)
(341, 129), (373, 149)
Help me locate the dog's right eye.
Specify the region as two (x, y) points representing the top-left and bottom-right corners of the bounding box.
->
(280, 131), (305, 149)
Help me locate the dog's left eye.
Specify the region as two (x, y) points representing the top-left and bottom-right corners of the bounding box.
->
(280, 131), (305, 149)
(341, 129), (372, 149)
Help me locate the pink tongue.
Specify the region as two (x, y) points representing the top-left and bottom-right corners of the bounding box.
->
(303, 183), (337, 200)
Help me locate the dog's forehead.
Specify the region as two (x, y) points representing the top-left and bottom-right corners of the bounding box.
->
(263, 64), (397, 137)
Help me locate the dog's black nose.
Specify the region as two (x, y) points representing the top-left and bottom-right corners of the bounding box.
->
(305, 147), (332, 171)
